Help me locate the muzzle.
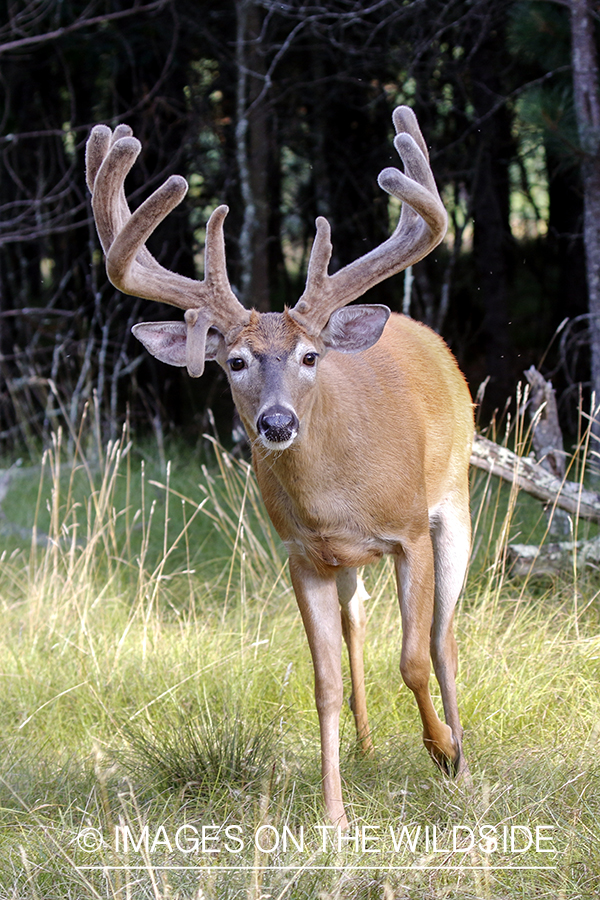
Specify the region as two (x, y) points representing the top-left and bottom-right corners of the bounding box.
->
(256, 405), (299, 445)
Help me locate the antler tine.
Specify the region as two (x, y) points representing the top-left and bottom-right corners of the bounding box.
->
(86, 124), (249, 376)
(86, 124), (134, 188)
(291, 106), (447, 334)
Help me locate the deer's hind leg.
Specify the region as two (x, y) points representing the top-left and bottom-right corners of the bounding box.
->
(395, 530), (459, 771)
(429, 496), (471, 777)
(337, 568), (373, 756)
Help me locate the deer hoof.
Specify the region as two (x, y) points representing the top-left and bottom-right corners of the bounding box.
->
(424, 730), (462, 777)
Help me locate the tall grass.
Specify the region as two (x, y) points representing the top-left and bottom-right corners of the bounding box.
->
(0, 405), (598, 899)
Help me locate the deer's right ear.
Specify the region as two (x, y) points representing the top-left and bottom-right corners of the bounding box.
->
(132, 322), (224, 368)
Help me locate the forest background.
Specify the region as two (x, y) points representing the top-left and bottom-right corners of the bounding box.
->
(1, 0), (599, 451)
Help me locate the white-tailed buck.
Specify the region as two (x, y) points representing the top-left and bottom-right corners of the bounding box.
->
(86, 107), (473, 829)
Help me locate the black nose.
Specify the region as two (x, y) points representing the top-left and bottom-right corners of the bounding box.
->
(256, 406), (299, 443)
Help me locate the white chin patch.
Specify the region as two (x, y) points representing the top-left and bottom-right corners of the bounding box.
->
(259, 433), (297, 451)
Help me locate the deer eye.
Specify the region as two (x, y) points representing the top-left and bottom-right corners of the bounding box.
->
(228, 357), (246, 371)
(302, 352), (318, 367)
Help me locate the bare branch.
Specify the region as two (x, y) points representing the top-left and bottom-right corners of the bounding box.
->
(0, 1), (169, 56)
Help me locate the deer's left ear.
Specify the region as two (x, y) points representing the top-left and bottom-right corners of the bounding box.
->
(320, 304), (390, 353)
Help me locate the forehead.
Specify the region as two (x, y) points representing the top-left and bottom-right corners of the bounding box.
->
(230, 310), (309, 355)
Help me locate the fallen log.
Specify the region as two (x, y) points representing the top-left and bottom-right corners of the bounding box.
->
(470, 433), (600, 524)
(507, 536), (600, 577)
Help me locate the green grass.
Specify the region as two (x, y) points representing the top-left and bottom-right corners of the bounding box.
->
(0, 412), (599, 898)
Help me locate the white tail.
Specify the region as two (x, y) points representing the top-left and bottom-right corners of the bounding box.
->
(86, 107), (473, 829)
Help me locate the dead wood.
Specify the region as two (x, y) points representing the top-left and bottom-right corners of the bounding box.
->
(507, 536), (600, 577)
(470, 433), (600, 524)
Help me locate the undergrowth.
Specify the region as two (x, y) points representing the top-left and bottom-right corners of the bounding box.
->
(0, 400), (598, 898)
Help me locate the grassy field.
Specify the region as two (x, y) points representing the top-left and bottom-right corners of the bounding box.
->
(0, 412), (599, 899)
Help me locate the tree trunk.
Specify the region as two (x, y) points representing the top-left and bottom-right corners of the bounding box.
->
(569, 0), (600, 440)
(469, 19), (515, 412)
(524, 365), (571, 535)
(235, 0), (272, 310)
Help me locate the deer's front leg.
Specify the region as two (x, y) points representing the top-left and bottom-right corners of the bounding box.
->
(289, 554), (348, 830)
(337, 567), (373, 757)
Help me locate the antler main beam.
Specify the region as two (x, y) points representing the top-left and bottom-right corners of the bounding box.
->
(85, 124), (249, 376)
(290, 106), (448, 334)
